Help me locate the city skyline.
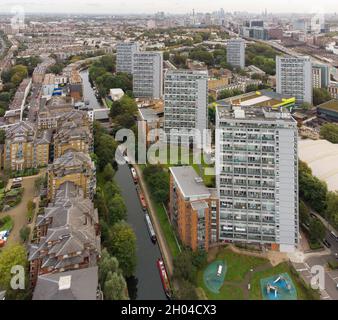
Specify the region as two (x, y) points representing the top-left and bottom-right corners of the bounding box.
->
(0, 0), (337, 15)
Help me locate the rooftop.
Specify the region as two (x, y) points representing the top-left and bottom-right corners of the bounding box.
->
(216, 105), (295, 123)
(317, 99), (338, 112)
(169, 166), (210, 199)
(33, 267), (99, 300)
(216, 90), (295, 109)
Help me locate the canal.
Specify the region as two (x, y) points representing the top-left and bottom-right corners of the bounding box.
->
(81, 69), (166, 300)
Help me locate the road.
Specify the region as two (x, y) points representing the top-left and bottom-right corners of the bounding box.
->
(114, 163), (167, 300)
(291, 211), (338, 300)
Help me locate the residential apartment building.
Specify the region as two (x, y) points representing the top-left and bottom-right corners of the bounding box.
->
(312, 63), (330, 89)
(164, 70), (208, 143)
(169, 166), (219, 251)
(132, 51), (163, 99)
(226, 38), (245, 69)
(53, 122), (93, 159)
(276, 55), (313, 104)
(69, 70), (83, 102)
(3, 121), (36, 171)
(29, 181), (100, 288)
(116, 41), (139, 74)
(215, 104), (299, 253)
(47, 150), (96, 201)
(328, 82), (338, 99)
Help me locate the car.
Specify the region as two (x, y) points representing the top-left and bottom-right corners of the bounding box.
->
(323, 239), (331, 248)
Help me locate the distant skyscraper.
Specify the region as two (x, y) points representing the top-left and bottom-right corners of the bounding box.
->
(116, 42), (139, 74)
(276, 56), (312, 104)
(164, 70), (208, 143)
(132, 51), (163, 99)
(226, 38), (245, 69)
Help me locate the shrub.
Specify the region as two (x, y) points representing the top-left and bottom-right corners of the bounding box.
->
(20, 226), (31, 243)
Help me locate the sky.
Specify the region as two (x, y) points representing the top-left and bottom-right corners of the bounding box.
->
(0, 0), (337, 15)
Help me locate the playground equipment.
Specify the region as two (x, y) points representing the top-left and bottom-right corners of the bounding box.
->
(266, 283), (278, 298)
(274, 275), (292, 291)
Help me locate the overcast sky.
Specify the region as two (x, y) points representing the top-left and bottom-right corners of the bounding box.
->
(0, 0), (337, 15)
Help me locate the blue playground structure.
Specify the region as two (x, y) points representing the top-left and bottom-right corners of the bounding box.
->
(260, 273), (297, 300)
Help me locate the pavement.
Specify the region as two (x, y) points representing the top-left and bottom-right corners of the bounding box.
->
(288, 245), (338, 300)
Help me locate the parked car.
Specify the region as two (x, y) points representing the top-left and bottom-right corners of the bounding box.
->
(323, 239), (332, 248)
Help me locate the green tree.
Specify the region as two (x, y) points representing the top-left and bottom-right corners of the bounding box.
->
(109, 221), (137, 277)
(313, 88), (332, 106)
(174, 279), (198, 300)
(107, 194), (127, 225)
(19, 226), (31, 243)
(326, 192), (338, 228)
(299, 161), (328, 213)
(103, 271), (128, 300)
(143, 165), (169, 203)
(173, 250), (197, 284)
(320, 123), (338, 144)
(102, 163), (115, 182)
(98, 248), (119, 285)
(309, 218), (326, 242)
(299, 200), (310, 226)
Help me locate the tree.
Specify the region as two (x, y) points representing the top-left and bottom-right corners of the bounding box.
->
(173, 250), (197, 284)
(19, 226), (30, 243)
(326, 192), (338, 228)
(299, 161), (328, 214)
(175, 279), (198, 300)
(309, 218), (326, 242)
(313, 88), (332, 106)
(103, 271), (128, 300)
(299, 200), (310, 226)
(109, 221), (137, 277)
(163, 51), (170, 60)
(102, 163), (115, 182)
(0, 245), (28, 295)
(143, 165), (170, 203)
(320, 123), (338, 144)
(300, 102), (312, 110)
(98, 248), (119, 285)
(107, 194), (127, 225)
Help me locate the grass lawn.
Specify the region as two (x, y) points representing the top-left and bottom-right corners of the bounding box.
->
(0, 215), (14, 232)
(219, 247), (268, 282)
(105, 97), (113, 108)
(196, 271), (245, 300)
(249, 262), (319, 300)
(152, 200), (180, 258)
(196, 247), (268, 300)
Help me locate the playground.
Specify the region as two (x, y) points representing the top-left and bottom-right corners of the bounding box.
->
(260, 273), (297, 300)
(203, 260), (227, 294)
(196, 247), (318, 300)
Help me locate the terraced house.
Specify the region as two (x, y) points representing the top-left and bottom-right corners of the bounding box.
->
(47, 150), (96, 201)
(53, 121), (93, 159)
(29, 181), (100, 288)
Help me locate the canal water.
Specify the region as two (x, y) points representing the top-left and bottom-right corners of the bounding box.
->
(81, 69), (166, 300)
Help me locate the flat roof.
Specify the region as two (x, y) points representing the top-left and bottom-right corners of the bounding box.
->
(139, 108), (159, 122)
(169, 166), (210, 199)
(216, 90), (295, 108)
(317, 99), (338, 113)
